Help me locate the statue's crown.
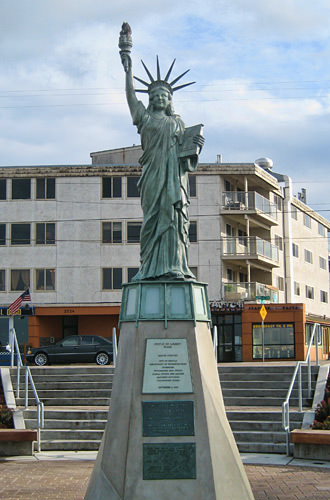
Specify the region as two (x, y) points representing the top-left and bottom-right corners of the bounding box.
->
(134, 56), (195, 95)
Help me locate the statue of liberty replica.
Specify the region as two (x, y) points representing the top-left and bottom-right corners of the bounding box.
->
(120, 22), (204, 281)
(84, 23), (254, 500)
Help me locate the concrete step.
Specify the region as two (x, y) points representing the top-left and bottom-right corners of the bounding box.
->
(13, 382), (113, 390)
(229, 420), (291, 432)
(40, 429), (104, 441)
(40, 440), (101, 451)
(232, 430), (286, 443)
(223, 397), (311, 406)
(18, 397), (111, 406)
(220, 381), (316, 390)
(24, 409), (109, 420)
(235, 442), (288, 454)
(27, 367), (114, 375)
(225, 411), (303, 422)
(26, 419), (107, 430)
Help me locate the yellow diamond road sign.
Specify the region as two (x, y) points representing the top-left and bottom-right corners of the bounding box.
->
(259, 305), (267, 321)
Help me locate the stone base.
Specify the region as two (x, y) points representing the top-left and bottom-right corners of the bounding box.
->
(84, 319), (254, 499)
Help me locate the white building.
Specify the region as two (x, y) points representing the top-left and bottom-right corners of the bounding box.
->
(0, 146), (329, 361)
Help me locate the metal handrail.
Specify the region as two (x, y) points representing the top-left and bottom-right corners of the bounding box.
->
(9, 327), (44, 452)
(282, 323), (320, 455)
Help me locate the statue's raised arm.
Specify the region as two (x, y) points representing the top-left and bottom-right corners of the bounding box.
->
(118, 23), (204, 282)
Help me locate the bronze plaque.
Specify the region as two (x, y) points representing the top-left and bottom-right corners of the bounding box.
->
(143, 443), (196, 480)
(142, 401), (194, 436)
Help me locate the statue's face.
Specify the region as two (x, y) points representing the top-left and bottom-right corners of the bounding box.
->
(149, 86), (171, 111)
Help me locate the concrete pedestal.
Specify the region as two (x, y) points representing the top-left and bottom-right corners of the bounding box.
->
(84, 282), (254, 499)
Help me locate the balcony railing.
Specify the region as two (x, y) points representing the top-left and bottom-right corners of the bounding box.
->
(222, 236), (279, 263)
(223, 282), (279, 302)
(222, 191), (277, 220)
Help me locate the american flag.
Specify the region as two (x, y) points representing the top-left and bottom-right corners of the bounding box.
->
(8, 288), (31, 315)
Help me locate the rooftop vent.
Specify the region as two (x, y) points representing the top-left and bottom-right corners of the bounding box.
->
(254, 157), (273, 170)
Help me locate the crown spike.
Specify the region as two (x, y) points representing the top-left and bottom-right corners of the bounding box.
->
(134, 76), (149, 87)
(172, 81), (196, 92)
(156, 55), (161, 80)
(164, 59), (176, 82)
(170, 69), (190, 86)
(141, 60), (154, 82)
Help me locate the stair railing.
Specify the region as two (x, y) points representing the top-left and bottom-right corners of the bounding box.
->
(9, 326), (44, 452)
(282, 323), (320, 455)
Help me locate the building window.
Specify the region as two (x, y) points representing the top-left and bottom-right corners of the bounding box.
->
(102, 177), (122, 198)
(11, 269), (30, 291)
(36, 178), (55, 199)
(303, 213), (312, 228)
(189, 266), (198, 279)
(239, 272), (248, 283)
(36, 223), (55, 245)
(0, 270), (5, 291)
(304, 249), (313, 264)
(305, 285), (314, 299)
(274, 195), (283, 211)
(292, 243), (299, 258)
(274, 235), (283, 251)
(0, 224), (5, 245)
(189, 175), (196, 197)
(305, 323), (322, 346)
(189, 221), (197, 243)
(102, 222), (122, 244)
(11, 223), (31, 245)
(0, 179), (6, 200)
(238, 229), (247, 245)
(227, 268), (236, 282)
(320, 290), (328, 303)
(127, 267), (139, 282)
(318, 223), (326, 236)
(102, 268), (122, 290)
(294, 281), (300, 296)
(127, 222), (142, 243)
(35, 269), (55, 291)
(12, 178), (31, 199)
(291, 205), (298, 220)
(320, 256), (327, 270)
(252, 323), (295, 359)
(277, 276), (284, 291)
(127, 176), (140, 197)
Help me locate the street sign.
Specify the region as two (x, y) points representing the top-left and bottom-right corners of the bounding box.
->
(259, 305), (267, 321)
(256, 296), (270, 301)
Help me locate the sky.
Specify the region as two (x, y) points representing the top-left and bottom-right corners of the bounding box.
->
(1, 0), (330, 216)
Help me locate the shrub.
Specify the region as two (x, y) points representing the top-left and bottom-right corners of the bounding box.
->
(0, 405), (14, 428)
(312, 373), (330, 430)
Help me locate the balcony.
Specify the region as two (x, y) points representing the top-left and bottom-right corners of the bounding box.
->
(222, 236), (279, 268)
(223, 282), (279, 302)
(221, 191), (278, 226)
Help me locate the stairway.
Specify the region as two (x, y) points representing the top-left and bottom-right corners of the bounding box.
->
(10, 364), (318, 453)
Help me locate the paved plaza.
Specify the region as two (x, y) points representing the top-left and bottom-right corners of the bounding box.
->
(0, 455), (330, 500)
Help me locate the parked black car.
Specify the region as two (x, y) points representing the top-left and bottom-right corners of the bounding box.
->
(26, 335), (113, 366)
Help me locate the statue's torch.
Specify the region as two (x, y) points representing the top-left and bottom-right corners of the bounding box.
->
(119, 22), (132, 72)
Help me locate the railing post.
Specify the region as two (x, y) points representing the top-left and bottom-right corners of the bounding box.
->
(316, 325), (320, 367)
(112, 327), (117, 368)
(25, 366), (29, 408)
(9, 317), (14, 368)
(213, 326), (218, 362)
(16, 353), (20, 399)
(298, 363), (302, 412)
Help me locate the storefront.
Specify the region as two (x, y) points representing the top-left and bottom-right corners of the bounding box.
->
(212, 302), (330, 362)
(27, 305), (120, 348)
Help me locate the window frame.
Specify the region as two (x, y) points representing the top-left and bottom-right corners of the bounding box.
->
(11, 178), (31, 200)
(35, 268), (56, 291)
(102, 267), (123, 290)
(303, 213), (312, 229)
(0, 224), (6, 246)
(11, 223), (31, 245)
(292, 243), (299, 258)
(0, 269), (5, 291)
(126, 176), (140, 198)
(304, 249), (313, 264)
(36, 222), (56, 245)
(305, 285), (314, 300)
(36, 178), (56, 200)
(189, 220), (198, 243)
(102, 177), (122, 199)
(189, 175), (197, 198)
(102, 221), (123, 244)
(126, 221), (142, 244)
(10, 269), (30, 292)
(0, 179), (6, 200)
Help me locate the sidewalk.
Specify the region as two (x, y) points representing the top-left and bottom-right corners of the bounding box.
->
(1, 453), (330, 500)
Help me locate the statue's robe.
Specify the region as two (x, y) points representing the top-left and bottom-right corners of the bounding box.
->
(132, 101), (197, 281)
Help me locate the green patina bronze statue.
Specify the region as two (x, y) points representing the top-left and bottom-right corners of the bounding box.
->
(119, 23), (204, 281)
